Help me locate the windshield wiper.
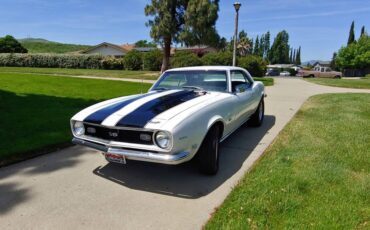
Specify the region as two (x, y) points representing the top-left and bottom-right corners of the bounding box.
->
(154, 87), (170, 91)
(182, 86), (205, 91)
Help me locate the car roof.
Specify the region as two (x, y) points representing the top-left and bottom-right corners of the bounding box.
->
(165, 66), (245, 72)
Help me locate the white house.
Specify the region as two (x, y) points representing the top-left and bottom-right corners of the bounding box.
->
(81, 42), (160, 57)
(81, 42), (129, 57)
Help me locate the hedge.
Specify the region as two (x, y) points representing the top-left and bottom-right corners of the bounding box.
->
(0, 53), (106, 69)
(238, 55), (268, 77)
(0, 52), (268, 76)
(202, 51), (233, 66)
(123, 50), (143, 70)
(170, 51), (203, 68)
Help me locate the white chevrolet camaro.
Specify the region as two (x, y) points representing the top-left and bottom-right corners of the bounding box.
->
(71, 66), (265, 174)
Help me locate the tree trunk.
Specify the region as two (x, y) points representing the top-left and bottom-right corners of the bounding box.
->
(161, 36), (171, 73)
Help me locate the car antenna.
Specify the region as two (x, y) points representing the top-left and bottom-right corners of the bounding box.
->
(141, 76), (143, 94)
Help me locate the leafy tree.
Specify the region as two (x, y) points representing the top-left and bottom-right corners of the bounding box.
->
(337, 34), (370, 69)
(269, 30), (290, 64)
(180, 0), (220, 48)
(0, 35), (28, 53)
(347, 21), (355, 45)
(145, 0), (187, 72)
(135, 40), (157, 47)
(145, 0), (220, 72)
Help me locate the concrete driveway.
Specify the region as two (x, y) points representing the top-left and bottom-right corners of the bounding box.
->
(1, 78), (369, 230)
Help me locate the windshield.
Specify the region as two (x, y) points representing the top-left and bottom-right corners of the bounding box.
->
(152, 70), (228, 92)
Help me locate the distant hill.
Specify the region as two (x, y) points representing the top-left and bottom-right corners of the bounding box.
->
(18, 38), (92, 54)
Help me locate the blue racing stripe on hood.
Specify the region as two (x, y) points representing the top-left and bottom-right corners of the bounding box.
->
(83, 93), (153, 124)
(116, 90), (203, 128)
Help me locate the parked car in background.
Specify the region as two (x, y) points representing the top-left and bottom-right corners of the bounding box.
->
(280, 71), (291, 76)
(71, 66), (266, 175)
(266, 69), (280, 76)
(298, 67), (342, 78)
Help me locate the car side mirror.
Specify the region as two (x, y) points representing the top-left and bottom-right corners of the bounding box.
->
(234, 84), (247, 94)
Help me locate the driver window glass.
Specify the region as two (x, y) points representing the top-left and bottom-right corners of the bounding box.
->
(231, 70), (251, 92)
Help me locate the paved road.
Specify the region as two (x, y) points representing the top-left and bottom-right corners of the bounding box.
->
(1, 78), (369, 230)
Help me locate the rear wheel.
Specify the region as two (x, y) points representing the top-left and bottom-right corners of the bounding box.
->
(197, 125), (221, 175)
(309, 74), (315, 78)
(334, 75), (341, 79)
(248, 99), (265, 127)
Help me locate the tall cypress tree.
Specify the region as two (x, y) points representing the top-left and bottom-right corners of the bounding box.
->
(292, 49), (296, 64)
(254, 35), (259, 56)
(264, 31), (270, 59)
(289, 49), (293, 64)
(360, 26), (366, 37)
(268, 30), (290, 64)
(296, 47), (301, 65)
(347, 21), (355, 45)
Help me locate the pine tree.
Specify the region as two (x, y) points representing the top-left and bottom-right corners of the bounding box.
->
(292, 49), (296, 64)
(289, 49), (293, 64)
(347, 21), (355, 45)
(264, 31), (270, 59)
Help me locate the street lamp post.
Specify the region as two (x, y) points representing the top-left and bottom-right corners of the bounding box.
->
(232, 2), (241, 66)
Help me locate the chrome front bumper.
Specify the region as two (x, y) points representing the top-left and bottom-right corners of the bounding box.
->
(72, 138), (190, 165)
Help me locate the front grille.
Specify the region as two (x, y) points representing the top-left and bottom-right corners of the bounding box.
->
(83, 123), (154, 145)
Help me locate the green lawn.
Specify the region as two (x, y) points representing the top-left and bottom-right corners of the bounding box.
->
(206, 93), (370, 229)
(255, 77), (274, 86)
(305, 76), (370, 89)
(0, 67), (160, 80)
(0, 73), (151, 165)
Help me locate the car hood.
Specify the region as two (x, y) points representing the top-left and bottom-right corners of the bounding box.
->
(72, 89), (223, 129)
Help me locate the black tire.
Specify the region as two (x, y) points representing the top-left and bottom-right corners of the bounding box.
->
(248, 99), (265, 127)
(334, 75), (341, 79)
(197, 125), (221, 175)
(309, 74), (315, 78)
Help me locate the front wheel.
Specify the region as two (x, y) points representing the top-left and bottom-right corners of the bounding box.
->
(197, 126), (221, 175)
(248, 99), (265, 127)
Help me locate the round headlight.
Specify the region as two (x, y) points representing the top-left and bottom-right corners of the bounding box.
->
(73, 121), (85, 136)
(155, 131), (171, 149)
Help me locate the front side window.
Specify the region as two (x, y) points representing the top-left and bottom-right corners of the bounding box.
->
(152, 70), (228, 92)
(230, 70), (252, 92)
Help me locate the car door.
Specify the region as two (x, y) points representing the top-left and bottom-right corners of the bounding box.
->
(229, 70), (255, 128)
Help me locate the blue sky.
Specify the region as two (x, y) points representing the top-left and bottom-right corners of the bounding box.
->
(0, 0), (369, 61)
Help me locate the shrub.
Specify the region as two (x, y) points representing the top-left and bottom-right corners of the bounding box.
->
(0, 53), (105, 69)
(288, 68), (297, 76)
(142, 49), (162, 71)
(237, 55), (267, 77)
(101, 56), (124, 70)
(170, 51), (202, 68)
(202, 51), (233, 66)
(123, 50), (143, 70)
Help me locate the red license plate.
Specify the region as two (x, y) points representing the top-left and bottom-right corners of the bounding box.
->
(105, 153), (126, 164)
